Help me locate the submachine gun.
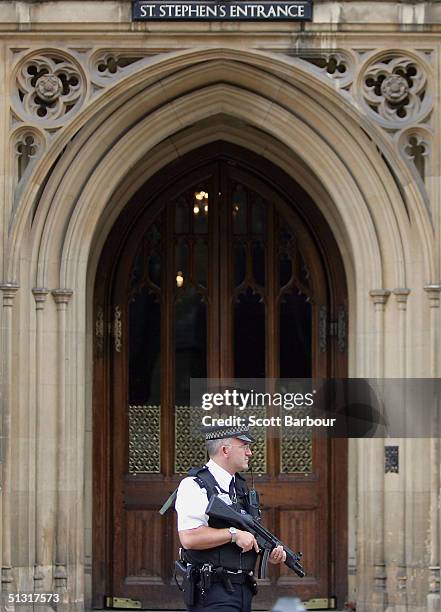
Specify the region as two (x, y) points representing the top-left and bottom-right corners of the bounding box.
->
(205, 495), (306, 580)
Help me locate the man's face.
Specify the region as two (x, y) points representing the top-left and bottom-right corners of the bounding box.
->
(225, 439), (253, 472)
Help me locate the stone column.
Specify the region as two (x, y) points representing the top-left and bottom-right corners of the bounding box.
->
(31, 288), (50, 591)
(392, 289), (410, 375)
(392, 288), (411, 611)
(424, 285), (441, 611)
(51, 289), (73, 604)
(0, 282), (20, 596)
(368, 289), (390, 611)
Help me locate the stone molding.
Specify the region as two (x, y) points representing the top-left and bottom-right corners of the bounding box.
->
(51, 288), (73, 306)
(32, 287), (50, 308)
(393, 287), (411, 310)
(369, 289), (391, 308)
(0, 283), (20, 305)
(424, 284), (441, 308)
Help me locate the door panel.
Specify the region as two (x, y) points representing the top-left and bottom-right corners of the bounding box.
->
(93, 145), (347, 609)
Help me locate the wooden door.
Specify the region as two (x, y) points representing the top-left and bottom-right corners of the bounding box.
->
(93, 145), (348, 609)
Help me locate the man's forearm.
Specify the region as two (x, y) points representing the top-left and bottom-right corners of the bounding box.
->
(179, 526), (231, 550)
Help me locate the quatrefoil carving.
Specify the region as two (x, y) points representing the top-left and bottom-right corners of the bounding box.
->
(360, 55), (430, 129)
(14, 52), (86, 126)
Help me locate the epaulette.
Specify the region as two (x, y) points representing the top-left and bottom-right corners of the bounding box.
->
(188, 465), (209, 477)
(189, 466), (223, 498)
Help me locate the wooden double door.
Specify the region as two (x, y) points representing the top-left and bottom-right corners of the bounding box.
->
(93, 144), (347, 609)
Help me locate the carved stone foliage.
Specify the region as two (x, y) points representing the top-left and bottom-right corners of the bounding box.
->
(360, 54), (431, 129)
(13, 51), (86, 126)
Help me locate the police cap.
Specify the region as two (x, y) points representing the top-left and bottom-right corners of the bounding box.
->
(202, 423), (255, 444)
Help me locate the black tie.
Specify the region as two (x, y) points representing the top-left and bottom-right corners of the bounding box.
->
(229, 478), (236, 503)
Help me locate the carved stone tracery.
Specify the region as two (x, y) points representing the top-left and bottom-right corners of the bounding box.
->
(397, 127), (431, 182)
(13, 128), (45, 181)
(404, 134), (428, 180)
(14, 52), (85, 125)
(89, 51), (149, 94)
(360, 55), (430, 128)
(302, 53), (348, 78)
(9, 46), (433, 207)
(299, 51), (354, 90)
(16, 133), (37, 165)
(94, 53), (145, 77)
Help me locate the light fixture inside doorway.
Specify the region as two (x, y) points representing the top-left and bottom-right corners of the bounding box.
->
(194, 190), (208, 215)
(176, 271), (184, 288)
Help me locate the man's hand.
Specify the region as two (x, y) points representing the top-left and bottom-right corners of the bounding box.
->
(268, 545), (287, 565)
(179, 526), (259, 551)
(234, 529), (260, 553)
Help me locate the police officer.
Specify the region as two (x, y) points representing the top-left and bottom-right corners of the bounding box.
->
(175, 425), (286, 611)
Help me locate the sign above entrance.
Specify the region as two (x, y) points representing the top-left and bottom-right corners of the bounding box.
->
(133, 0), (312, 21)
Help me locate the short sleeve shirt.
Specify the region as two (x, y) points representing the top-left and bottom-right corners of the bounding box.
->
(175, 459), (235, 531)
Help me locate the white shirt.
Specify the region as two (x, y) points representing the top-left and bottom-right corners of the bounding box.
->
(175, 459), (235, 531)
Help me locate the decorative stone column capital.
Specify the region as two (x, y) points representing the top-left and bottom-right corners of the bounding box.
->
(424, 284), (441, 308)
(0, 283), (20, 307)
(393, 288), (411, 310)
(32, 287), (49, 310)
(52, 289), (73, 308)
(369, 289), (391, 309)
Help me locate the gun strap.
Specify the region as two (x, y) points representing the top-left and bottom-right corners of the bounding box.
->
(159, 487), (178, 515)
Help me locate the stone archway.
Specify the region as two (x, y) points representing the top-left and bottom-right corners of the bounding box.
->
(4, 47), (434, 611)
(10, 48), (430, 288)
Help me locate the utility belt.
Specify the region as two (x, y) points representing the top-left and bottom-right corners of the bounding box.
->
(175, 559), (258, 607)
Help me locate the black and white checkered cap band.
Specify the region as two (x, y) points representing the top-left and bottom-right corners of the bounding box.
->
(204, 426), (254, 443)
